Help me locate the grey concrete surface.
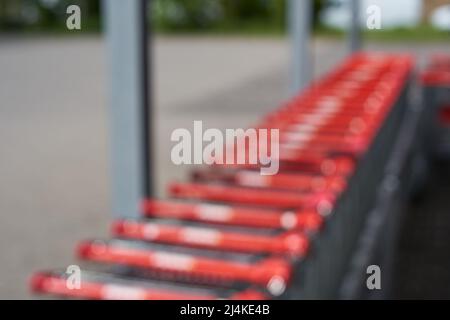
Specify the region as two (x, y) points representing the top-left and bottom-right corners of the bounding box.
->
(0, 35), (449, 299)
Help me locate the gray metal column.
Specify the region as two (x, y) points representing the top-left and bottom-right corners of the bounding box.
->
(348, 0), (361, 52)
(103, 0), (152, 218)
(288, 0), (312, 95)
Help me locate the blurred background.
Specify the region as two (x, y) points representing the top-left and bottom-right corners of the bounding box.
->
(1, 0), (450, 299)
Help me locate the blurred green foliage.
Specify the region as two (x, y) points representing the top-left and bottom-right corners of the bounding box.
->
(0, 0), (100, 32)
(365, 25), (450, 43)
(1, 0), (446, 43)
(0, 0), (326, 34)
(153, 0), (285, 32)
(152, 0), (326, 33)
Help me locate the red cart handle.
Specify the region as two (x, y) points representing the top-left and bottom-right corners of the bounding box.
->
(214, 154), (355, 176)
(76, 240), (291, 294)
(142, 199), (323, 231)
(193, 169), (347, 194)
(421, 70), (450, 86)
(112, 220), (309, 257)
(168, 182), (335, 214)
(30, 272), (266, 300)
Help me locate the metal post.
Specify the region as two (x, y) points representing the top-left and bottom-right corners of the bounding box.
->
(288, 0), (312, 95)
(103, 0), (152, 218)
(348, 0), (361, 52)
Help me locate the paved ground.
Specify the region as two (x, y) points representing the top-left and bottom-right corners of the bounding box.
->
(0, 35), (449, 299)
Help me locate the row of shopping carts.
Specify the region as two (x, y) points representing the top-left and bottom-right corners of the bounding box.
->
(30, 52), (415, 300)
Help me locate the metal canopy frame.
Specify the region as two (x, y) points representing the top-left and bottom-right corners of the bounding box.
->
(288, 0), (313, 94)
(103, 0), (152, 218)
(348, 0), (362, 52)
